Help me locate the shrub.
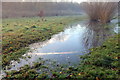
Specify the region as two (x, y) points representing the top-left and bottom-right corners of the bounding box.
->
(81, 1), (117, 23)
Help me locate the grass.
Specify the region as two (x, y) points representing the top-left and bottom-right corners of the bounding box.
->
(2, 15), (85, 68)
(79, 34), (120, 79)
(2, 15), (119, 79)
(3, 34), (120, 79)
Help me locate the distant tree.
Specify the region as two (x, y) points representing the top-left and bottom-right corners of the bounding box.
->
(39, 10), (44, 17)
(38, 10), (44, 21)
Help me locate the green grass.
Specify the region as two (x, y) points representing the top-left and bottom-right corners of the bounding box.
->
(2, 16), (85, 68)
(78, 34), (120, 79)
(2, 16), (119, 79)
(3, 34), (120, 79)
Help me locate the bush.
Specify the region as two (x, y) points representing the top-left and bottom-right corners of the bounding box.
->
(81, 1), (117, 23)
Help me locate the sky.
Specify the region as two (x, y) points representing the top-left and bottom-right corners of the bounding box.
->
(2, 0), (87, 3)
(53, 0), (87, 3)
(1, 0), (119, 3)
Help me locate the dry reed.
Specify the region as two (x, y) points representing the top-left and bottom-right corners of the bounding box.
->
(81, 1), (117, 23)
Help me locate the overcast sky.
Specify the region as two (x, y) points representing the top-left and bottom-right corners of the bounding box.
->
(1, 0), (119, 3)
(1, 0), (86, 3)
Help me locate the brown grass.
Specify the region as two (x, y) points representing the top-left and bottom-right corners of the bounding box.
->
(81, 1), (117, 23)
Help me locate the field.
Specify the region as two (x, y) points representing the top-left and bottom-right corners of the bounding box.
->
(2, 16), (84, 68)
(1, 0), (120, 79)
(1, 16), (120, 79)
(3, 34), (120, 79)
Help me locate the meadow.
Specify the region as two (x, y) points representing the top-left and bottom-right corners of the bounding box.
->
(3, 34), (120, 79)
(2, 16), (84, 68)
(2, 15), (120, 79)
(1, 0), (120, 79)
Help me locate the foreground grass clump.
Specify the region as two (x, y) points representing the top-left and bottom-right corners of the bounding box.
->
(2, 16), (84, 67)
(3, 34), (120, 79)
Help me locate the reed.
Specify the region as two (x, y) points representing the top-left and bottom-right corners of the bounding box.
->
(81, 1), (117, 23)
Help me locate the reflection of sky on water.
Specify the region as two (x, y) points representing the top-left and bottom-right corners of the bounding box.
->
(9, 21), (117, 70)
(30, 24), (87, 53)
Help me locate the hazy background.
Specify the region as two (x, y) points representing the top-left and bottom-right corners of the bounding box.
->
(2, 2), (83, 18)
(1, 0), (119, 18)
(1, 0), (119, 2)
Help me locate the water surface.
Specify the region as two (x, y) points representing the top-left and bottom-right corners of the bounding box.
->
(8, 21), (117, 71)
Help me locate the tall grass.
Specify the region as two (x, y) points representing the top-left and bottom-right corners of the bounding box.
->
(81, 1), (117, 23)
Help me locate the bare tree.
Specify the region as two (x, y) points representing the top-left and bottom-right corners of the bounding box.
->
(38, 10), (44, 21)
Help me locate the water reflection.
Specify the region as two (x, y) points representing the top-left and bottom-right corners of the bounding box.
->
(9, 21), (116, 70)
(30, 32), (70, 52)
(30, 24), (87, 54)
(83, 21), (115, 49)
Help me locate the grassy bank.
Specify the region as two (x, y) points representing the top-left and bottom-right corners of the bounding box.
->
(3, 33), (120, 79)
(2, 16), (84, 68)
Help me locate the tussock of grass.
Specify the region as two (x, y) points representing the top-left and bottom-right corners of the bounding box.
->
(81, 2), (117, 23)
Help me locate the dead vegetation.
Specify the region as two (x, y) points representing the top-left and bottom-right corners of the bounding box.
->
(81, 1), (117, 23)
